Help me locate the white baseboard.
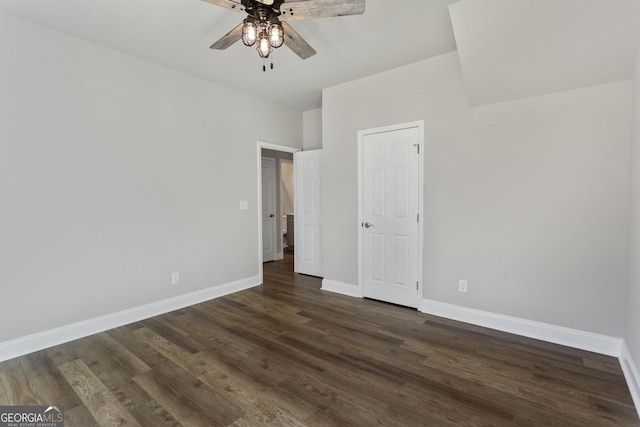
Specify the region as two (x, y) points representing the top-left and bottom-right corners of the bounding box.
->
(321, 279), (361, 298)
(420, 299), (622, 357)
(620, 342), (640, 419)
(0, 275), (261, 363)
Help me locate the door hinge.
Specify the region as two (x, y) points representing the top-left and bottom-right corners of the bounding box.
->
(416, 281), (419, 290)
(413, 143), (420, 154)
(417, 213), (419, 222)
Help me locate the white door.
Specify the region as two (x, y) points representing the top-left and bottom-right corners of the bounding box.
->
(294, 150), (324, 277)
(262, 157), (277, 262)
(361, 125), (421, 308)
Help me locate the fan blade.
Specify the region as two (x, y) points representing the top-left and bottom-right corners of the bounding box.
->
(255, 0), (275, 4)
(282, 22), (316, 59)
(279, 0), (365, 21)
(210, 22), (244, 49)
(200, 0), (245, 12)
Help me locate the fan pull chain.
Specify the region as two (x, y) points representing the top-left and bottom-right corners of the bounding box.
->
(261, 57), (274, 72)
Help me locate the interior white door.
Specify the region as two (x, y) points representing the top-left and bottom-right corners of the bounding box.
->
(294, 150), (324, 277)
(362, 126), (420, 307)
(262, 157), (277, 262)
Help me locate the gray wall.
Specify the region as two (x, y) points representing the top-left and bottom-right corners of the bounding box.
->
(323, 52), (631, 337)
(626, 44), (640, 371)
(0, 13), (302, 342)
(303, 108), (323, 150)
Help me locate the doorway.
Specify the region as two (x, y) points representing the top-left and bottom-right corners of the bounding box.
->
(358, 121), (424, 308)
(258, 142), (300, 281)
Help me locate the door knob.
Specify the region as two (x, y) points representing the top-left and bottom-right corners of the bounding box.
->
(363, 222), (373, 228)
(270, 214), (275, 217)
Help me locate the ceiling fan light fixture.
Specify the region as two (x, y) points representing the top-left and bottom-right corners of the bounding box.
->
(206, 0), (366, 63)
(241, 19), (258, 46)
(257, 31), (272, 58)
(268, 22), (284, 49)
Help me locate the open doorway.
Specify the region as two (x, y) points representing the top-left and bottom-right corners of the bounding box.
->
(257, 142), (300, 280)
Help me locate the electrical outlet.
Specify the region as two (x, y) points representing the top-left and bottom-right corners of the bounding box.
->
(458, 280), (467, 293)
(172, 272), (180, 285)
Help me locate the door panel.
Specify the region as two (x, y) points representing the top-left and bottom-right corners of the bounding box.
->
(362, 126), (420, 307)
(371, 233), (385, 281)
(294, 150), (324, 277)
(303, 225), (314, 261)
(262, 157), (276, 262)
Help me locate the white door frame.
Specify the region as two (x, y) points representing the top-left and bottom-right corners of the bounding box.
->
(357, 120), (425, 308)
(257, 141), (301, 284)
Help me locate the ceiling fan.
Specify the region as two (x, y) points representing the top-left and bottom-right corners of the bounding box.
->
(202, 0), (365, 67)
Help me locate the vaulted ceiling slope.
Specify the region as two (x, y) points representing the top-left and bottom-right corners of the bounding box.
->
(2, 0), (638, 110)
(450, 0), (640, 106)
(0, 0), (458, 111)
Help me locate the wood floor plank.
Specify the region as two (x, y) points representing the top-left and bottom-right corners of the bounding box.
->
(142, 316), (207, 354)
(126, 335), (245, 427)
(0, 252), (637, 426)
(421, 348), (606, 420)
(64, 404), (100, 427)
(0, 377), (8, 405)
(131, 327), (210, 377)
(58, 359), (142, 426)
(197, 362), (286, 421)
(133, 368), (230, 427)
(0, 358), (41, 406)
(85, 389), (144, 427)
(110, 380), (182, 427)
(194, 349), (317, 422)
(107, 327), (174, 370)
(71, 333), (151, 391)
(45, 340), (83, 367)
(20, 350), (83, 409)
(58, 359), (108, 398)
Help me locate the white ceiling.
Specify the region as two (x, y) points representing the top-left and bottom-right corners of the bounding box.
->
(0, 0), (459, 111)
(1, 0), (639, 111)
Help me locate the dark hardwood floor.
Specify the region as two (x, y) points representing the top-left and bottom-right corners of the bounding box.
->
(1, 252), (638, 426)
